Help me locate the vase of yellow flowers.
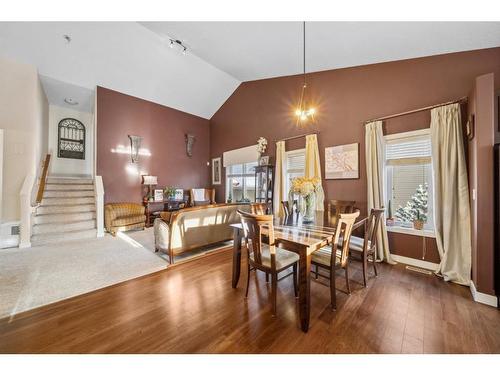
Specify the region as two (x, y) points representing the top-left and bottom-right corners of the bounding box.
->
(290, 177), (321, 223)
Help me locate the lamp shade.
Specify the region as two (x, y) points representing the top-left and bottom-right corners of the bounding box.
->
(142, 175), (158, 185)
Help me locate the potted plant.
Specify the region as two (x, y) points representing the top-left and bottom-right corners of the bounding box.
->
(386, 200), (395, 226)
(395, 183), (428, 230)
(256, 137), (268, 165)
(163, 186), (176, 200)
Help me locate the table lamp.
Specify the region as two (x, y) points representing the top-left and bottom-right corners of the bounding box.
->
(142, 175), (158, 202)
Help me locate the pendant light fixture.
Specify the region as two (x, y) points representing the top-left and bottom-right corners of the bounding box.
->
(295, 21), (315, 124)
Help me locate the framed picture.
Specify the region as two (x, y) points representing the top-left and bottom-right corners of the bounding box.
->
(174, 189), (184, 200)
(325, 143), (359, 179)
(259, 155), (270, 166)
(154, 189), (164, 202)
(212, 157), (221, 185)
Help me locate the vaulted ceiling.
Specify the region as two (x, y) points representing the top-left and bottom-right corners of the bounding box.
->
(1, 22), (499, 119)
(0, 22), (239, 119)
(141, 22), (500, 82)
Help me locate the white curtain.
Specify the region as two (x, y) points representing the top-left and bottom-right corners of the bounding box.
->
(430, 103), (471, 285)
(273, 141), (286, 216)
(304, 134), (325, 211)
(365, 121), (395, 263)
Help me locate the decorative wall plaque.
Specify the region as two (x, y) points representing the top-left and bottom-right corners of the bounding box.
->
(185, 134), (196, 157)
(58, 118), (85, 160)
(128, 135), (142, 163)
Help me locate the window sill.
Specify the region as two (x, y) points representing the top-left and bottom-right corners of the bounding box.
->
(386, 225), (435, 238)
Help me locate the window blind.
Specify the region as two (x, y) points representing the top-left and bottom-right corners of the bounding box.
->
(286, 150), (305, 173)
(386, 135), (431, 165)
(223, 145), (259, 167)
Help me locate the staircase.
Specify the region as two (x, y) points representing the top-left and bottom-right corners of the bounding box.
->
(31, 177), (97, 246)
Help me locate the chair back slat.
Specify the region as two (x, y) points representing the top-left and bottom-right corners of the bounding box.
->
(237, 210), (276, 270)
(365, 208), (385, 252)
(327, 200), (356, 217)
(251, 203), (268, 215)
(331, 211), (359, 267)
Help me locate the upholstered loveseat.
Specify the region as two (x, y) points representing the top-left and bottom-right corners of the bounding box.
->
(154, 203), (250, 264)
(104, 203), (146, 236)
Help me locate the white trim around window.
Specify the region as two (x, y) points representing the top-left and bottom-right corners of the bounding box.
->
(384, 128), (430, 141)
(386, 225), (436, 238)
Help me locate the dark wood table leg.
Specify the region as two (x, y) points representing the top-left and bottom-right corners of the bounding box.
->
(298, 250), (312, 332)
(232, 227), (243, 288)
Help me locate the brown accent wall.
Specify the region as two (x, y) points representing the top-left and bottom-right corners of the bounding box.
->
(468, 73), (497, 295)
(97, 87), (210, 204)
(210, 47), (500, 265)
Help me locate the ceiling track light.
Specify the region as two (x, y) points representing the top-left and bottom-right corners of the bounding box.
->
(169, 38), (188, 55)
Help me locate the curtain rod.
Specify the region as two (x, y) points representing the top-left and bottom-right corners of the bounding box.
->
(277, 131), (319, 143)
(363, 96), (468, 125)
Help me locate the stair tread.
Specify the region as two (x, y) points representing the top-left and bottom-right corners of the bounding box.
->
(34, 219), (96, 226)
(36, 211), (96, 216)
(32, 229), (97, 245)
(33, 228), (96, 236)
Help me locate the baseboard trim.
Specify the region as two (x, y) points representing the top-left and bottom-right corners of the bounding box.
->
(470, 281), (498, 308)
(18, 241), (31, 249)
(391, 254), (439, 271)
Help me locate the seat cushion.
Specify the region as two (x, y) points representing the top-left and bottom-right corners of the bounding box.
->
(112, 214), (146, 227)
(349, 236), (371, 252)
(311, 246), (341, 266)
(249, 244), (299, 270)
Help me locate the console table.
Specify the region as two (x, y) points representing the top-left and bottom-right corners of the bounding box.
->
(143, 199), (188, 227)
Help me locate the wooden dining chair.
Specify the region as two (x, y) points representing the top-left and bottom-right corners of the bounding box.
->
(327, 199), (357, 216)
(237, 210), (299, 316)
(349, 208), (384, 287)
(250, 203), (268, 215)
(311, 210), (360, 310)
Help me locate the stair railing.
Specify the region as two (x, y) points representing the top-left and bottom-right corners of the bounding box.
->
(35, 154), (51, 205)
(19, 153), (51, 248)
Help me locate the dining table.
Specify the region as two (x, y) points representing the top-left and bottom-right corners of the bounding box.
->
(230, 210), (365, 333)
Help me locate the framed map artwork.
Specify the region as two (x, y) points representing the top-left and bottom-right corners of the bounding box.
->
(325, 143), (359, 179)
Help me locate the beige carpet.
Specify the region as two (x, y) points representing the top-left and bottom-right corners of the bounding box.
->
(0, 228), (233, 319)
(0, 228), (168, 319)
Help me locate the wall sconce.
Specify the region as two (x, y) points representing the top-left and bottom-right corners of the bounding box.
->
(185, 134), (195, 157)
(128, 135), (142, 163)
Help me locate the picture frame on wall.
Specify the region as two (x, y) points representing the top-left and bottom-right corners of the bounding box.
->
(212, 157), (221, 185)
(174, 189), (184, 200)
(325, 143), (359, 179)
(154, 189), (164, 202)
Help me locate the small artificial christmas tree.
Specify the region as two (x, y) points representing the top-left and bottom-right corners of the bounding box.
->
(395, 183), (428, 228)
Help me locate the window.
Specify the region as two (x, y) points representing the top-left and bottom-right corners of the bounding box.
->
(385, 129), (434, 233)
(285, 149), (306, 197)
(226, 162), (257, 202)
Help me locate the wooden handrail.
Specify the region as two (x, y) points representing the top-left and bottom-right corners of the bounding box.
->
(35, 154), (51, 204)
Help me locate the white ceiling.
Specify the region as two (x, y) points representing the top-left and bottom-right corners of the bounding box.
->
(0, 22), (499, 120)
(0, 22), (240, 119)
(40, 75), (95, 113)
(141, 22), (500, 82)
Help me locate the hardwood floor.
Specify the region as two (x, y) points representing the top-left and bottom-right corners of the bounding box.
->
(1, 247), (499, 353)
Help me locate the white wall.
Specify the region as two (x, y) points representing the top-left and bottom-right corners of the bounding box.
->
(0, 56), (49, 222)
(48, 105), (93, 177)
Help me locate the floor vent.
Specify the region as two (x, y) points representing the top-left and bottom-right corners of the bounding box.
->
(405, 265), (433, 275)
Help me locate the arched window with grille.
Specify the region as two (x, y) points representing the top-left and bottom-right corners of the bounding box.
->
(58, 118), (85, 160)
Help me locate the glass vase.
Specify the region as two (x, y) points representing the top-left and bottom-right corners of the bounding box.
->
(302, 193), (316, 223)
